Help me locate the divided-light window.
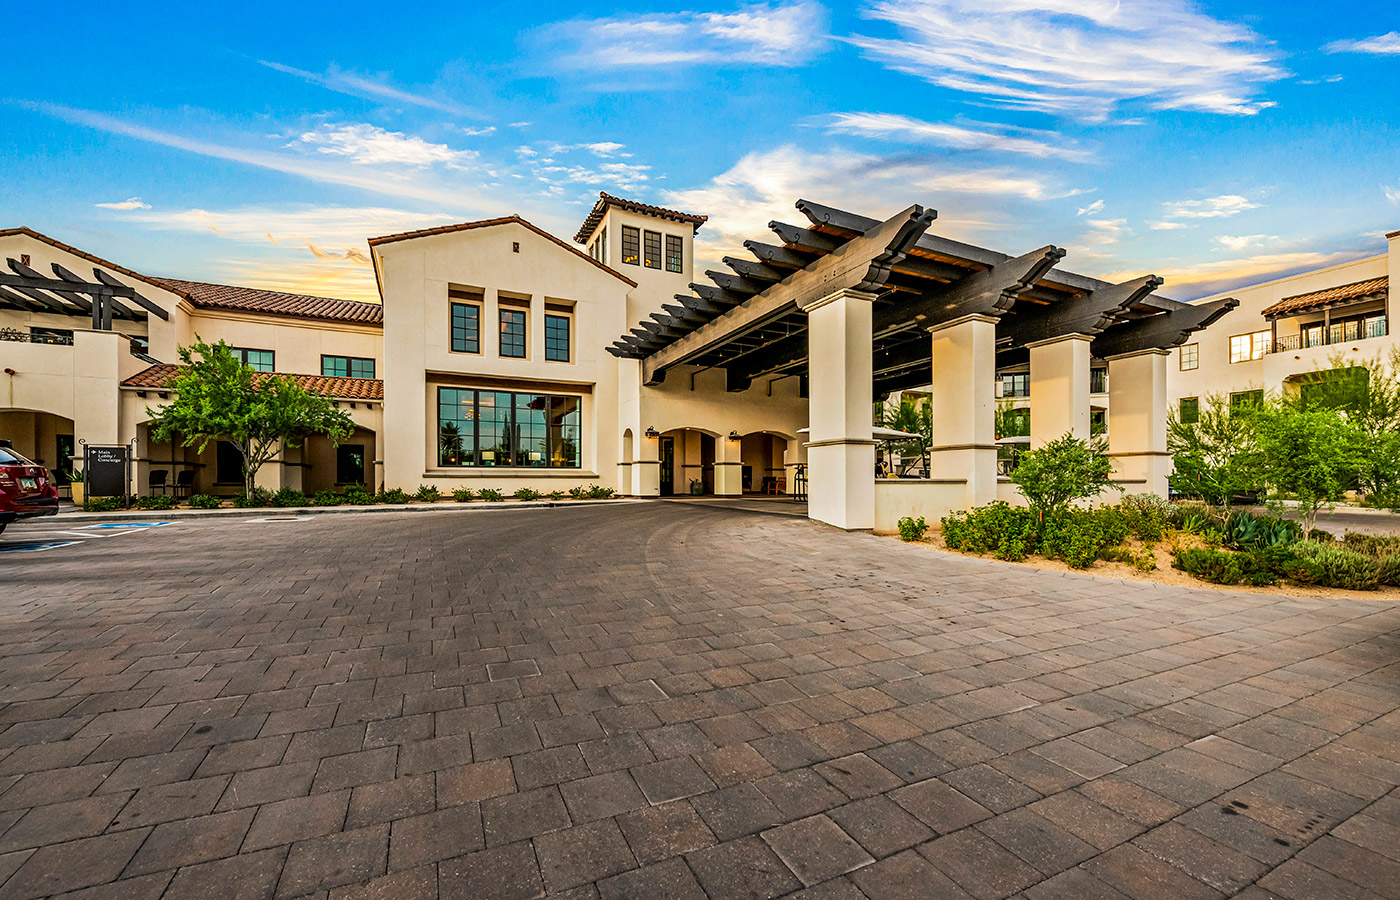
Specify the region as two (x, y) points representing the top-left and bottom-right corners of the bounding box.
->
(232, 347), (275, 371)
(321, 355), (375, 379)
(450, 301), (481, 354)
(1229, 331), (1270, 363)
(1000, 373), (1029, 398)
(499, 307), (527, 358)
(545, 313), (570, 362)
(665, 235), (683, 273)
(437, 388), (581, 468)
(1180, 343), (1199, 371)
(621, 226), (640, 266)
(643, 230), (662, 269)
(1179, 397), (1200, 424)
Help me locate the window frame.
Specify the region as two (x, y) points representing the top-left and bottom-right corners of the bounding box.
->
(1179, 397), (1200, 424)
(232, 347), (275, 372)
(1229, 389), (1264, 415)
(643, 230), (662, 270)
(320, 355), (375, 379)
(1179, 342), (1199, 371)
(664, 234), (683, 273)
(1229, 330), (1270, 363)
(621, 226), (640, 266)
(499, 306), (528, 359)
(544, 311), (571, 363)
(1000, 373), (1029, 399)
(450, 300), (482, 355)
(436, 386), (583, 469)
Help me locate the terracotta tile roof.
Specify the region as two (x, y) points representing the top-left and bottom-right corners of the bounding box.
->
(150, 278), (383, 325)
(573, 192), (708, 244)
(1263, 276), (1388, 317)
(122, 363), (383, 400)
(367, 214), (636, 288)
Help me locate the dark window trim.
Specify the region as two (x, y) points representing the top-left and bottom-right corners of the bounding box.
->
(437, 386), (583, 469)
(643, 230), (662, 270)
(232, 347), (275, 372)
(544, 312), (571, 363)
(499, 307), (528, 359)
(321, 354), (376, 378)
(450, 300), (482, 355)
(665, 234), (683, 273)
(621, 225), (640, 266)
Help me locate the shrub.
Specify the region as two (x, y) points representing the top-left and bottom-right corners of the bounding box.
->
(343, 485), (376, 505)
(1224, 510), (1300, 550)
(586, 484), (615, 500)
(414, 485), (441, 503)
(310, 490), (342, 507)
(234, 488), (273, 508)
(187, 494), (223, 509)
(514, 488), (543, 501)
(1009, 434), (1114, 520)
(897, 516), (928, 542)
(1040, 510), (1122, 569)
(1118, 494), (1174, 542)
(1173, 547), (1244, 584)
(378, 488), (411, 504)
(1307, 528), (1333, 543)
(547, 490), (566, 501)
(942, 502), (1038, 561)
(135, 494), (178, 510)
(270, 488), (308, 508)
(478, 488), (504, 502)
(1342, 533), (1400, 556)
(1290, 540), (1379, 590)
(451, 487), (476, 503)
(1378, 554), (1400, 587)
(82, 497), (122, 512)
(568, 486), (587, 500)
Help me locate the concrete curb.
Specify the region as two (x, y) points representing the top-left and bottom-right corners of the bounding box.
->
(50, 498), (643, 524)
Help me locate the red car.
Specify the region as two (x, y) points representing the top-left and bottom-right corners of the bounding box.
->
(0, 441), (60, 534)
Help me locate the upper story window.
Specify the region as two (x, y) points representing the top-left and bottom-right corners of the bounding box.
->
(665, 235), (683, 274)
(1090, 368), (1108, 394)
(643, 230), (662, 269)
(545, 308), (571, 362)
(450, 297), (481, 354)
(621, 226), (640, 266)
(1229, 331), (1270, 363)
(499, 305), (528, 358)
(1180, 342), (1199, 371)
(322, 355), (375, 379)
(232, 347), (275, 371)
(1000, 373), (1029, 398)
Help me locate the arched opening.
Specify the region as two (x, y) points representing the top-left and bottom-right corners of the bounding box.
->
(738, 431), (791, 495)
(658, 428), (718, 496)
(0, 408), (77, 497)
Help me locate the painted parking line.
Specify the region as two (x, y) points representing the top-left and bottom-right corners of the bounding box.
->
(1, 521), (172, 553)
(0, 540), (81, 553)
(81, 522), (171, 530)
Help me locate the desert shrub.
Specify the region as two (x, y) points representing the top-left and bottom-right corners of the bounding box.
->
(414, 485), (441, 503)
(1342, 533), (1400, 556)
(897, 516), (928, 542)
(187, 494), (223, 509)
(1290, 540), (1379, 590)
(234, 488), (273, 508)
(343, 484), (376, 505)
(1307, 528), (1333, 543)
(310, 490), (342, 507)
(1224, 510), (1300, 551)
(1118, 494), (1174, 542)
(586, 485), (615, 499)
(451, 488), (476, 503)
(1010, 434), (1114, 520)
(1040, 509), (1125, 569)
(82, 497), (122, 512)
(568, 486), (587, 499)
(942, 502), (1038, 561)
(1173, 547), (1244, 584)
(135, 494), (178, 510)
(479, 488), (504, 502)
(378, 488), (411, 504)
(547, 490), (566, 500)
(514, 488), (543, 501)
(270, 488), (307, 508)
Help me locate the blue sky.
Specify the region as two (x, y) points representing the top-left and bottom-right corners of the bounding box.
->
(2, 1), (1397, 302)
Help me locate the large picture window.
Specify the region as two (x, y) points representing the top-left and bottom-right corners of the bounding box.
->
(451, 302), (480, 354)
(499, 308), (527, 358)
(438, 388), (581, 468)
(621, 226), (640, 266)
(665, 235), (683, 273)
(545, 313), (570, 362)
(643, 230), (662, 269)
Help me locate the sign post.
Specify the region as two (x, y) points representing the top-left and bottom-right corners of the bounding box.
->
(82, 441), (133, 507)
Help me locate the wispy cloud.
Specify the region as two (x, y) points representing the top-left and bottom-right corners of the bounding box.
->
(461, 126), (497, 137)
(852, 0), (1283, 121)
(292, 123), (476, 169)
(536, 1), (828, 70)
(1077, 200), (1104, 216)
(825, 112), (1090, 161)
(1150, 194), (1260, 230)
(1385, 185), (1400, 204)
(1325, 32), (1400, 55)
(1213, 233), (1281, 252)
(259, 60), (483, 118)
(1084, 218), (1128, 245)
(1139, 250), (1364, 295)
(95, 197), (151, 210)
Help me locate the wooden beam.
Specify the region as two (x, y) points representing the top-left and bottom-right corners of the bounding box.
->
(704, 271), (765, 297)
(662, 303), (707, 325)
(0, 285), (46, 312)
(676, 294), (726, 317)
(640, 204), (935, 385)
(996, 274), (1163, 346)
(57, 264), (169, 321)
(1092, 298), (1239, 358)
(722, 256), (786, 284)
(742, 241), (815, 270)
(769, 221), (845, 254)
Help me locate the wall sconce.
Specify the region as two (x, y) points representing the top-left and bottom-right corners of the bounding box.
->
(645, 426), (660, 438)
(728, 431), (741, 441)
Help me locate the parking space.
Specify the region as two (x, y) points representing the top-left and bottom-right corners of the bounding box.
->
(0, 521), (172, 553)
(2, 503), (1400, 899)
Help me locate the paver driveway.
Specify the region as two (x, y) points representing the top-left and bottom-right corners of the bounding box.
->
(1, 503), (1399, 900)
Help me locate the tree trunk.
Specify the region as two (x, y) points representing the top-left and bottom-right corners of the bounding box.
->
(242, 440), (255, 499)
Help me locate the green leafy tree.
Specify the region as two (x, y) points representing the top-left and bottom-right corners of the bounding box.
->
(1010, 434), (1114, 522)
(1255, 403), (1365, 533)
(880, 398), (932, 472)
(1167, 393), (1263, 507)
(1299, 352), (1400, 508)
(147, 339), (354, 498)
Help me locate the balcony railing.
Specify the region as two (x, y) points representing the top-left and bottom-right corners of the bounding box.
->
(0, 328), (74, 346)
(1272, 316), (1387, 354)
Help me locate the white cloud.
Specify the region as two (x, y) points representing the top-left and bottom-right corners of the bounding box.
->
(1077, 199), (1105, 216)
(1385, 184), (1400, 204)
(1150, 221), (1188, 230)
(1213, 233), (1281, 252)
(825, 112), (1090, 161)
(852, 0), (1283, 121)
(461, 125), (497, 137)
(1326, 32), (1400, 55)
(1119, 250), (1365, 295)
(538, 1), (828, 70)
(1084, 218), (1128, 244)
(259, 60), (482, 118)
(292, 123), (476, 169)
(95, 197), (151, 210)
(1158, 194), (1259, 223)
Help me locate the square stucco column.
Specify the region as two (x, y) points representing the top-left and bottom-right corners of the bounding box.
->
(801, 288), (877, 530)
(929, 315), (999, 508)
(1107, 348), (1171, 497)
(632, 435), (660, 497)
(1028, 333), (1093, 446)
(715, 435), (743, 496)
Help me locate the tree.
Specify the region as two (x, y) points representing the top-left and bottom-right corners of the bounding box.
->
(147, 339), (354, 497)
(1167, 393), (1263, 507)
(1010, 433), (1114, 522)
(880, 398), (932, 473)
(1255, 403), (1365, 533)
(1299, 351), (1400, 508)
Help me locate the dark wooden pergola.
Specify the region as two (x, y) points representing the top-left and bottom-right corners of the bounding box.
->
(0, 257), (168, 330)
(608, 200), (1237, 398)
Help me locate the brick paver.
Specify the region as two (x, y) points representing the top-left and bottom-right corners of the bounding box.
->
(2, 503), (1400, 898)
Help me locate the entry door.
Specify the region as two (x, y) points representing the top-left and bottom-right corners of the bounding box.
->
(658, 437), (675, 496)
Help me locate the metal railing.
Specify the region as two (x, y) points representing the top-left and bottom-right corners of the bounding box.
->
(0, 328), (74, 345)
(1272, 316), (1387, 354)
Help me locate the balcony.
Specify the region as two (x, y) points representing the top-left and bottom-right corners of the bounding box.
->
(0, 327), (73, 346)
(1272, 315), (1387, 354)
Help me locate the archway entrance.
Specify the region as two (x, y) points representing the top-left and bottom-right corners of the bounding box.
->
(739, 432), (789, 495)
(659, 429), (716, 496)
